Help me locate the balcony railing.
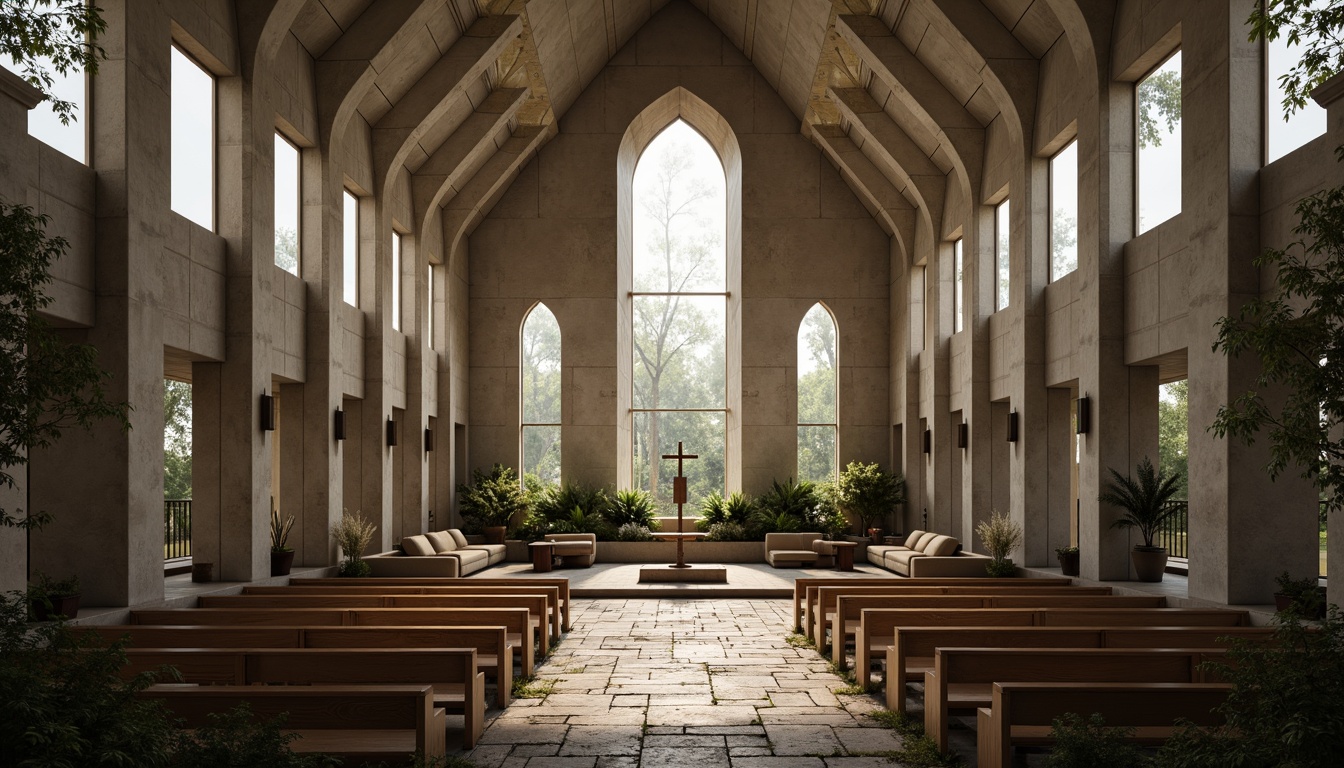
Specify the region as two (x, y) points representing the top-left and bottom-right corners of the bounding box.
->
(1156, 499), (1328, 579)
(164, 499), (191, 560)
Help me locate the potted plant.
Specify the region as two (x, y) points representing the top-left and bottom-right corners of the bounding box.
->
(836, 461), (906, 537)
(331, 509), (377, 577)
(458, 464), (531, 544)
(976, 509), (1023, 577)
(28, 573), (80, 621)
(269, 497), (296, 576)
(1273, 571), (1326, 619)
(1098, 457), (1183, 582)
(1056, 545), (1080, 577)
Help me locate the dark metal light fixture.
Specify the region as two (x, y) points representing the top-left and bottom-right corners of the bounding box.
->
(259, 393), (275, 431)
(386, 417), (397, 447)
(424, 427), (434, 452)
(922, 428), (932, 454)
(1076, 395), (1091, 435)
(1007, 410), (1019, 443)
(334, 408), (345, 440)
(957, 421), (968, 449)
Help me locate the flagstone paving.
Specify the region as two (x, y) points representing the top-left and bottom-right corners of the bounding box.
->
(463, 598), (912, 767)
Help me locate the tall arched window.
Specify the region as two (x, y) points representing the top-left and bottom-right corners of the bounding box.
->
(630, 119), (726, 510)
(521, 303), (561, 485)
(798, 304), (838, 483)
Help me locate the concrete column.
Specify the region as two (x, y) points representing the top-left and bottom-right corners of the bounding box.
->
(29, 0), (169, 606)
(959, 209), (995, 547)
(1185, 2), (1318, 603)
(1010, 154), (1050, 567)
(1045, 387), (1074, 555)
(891, 240), (922, 532)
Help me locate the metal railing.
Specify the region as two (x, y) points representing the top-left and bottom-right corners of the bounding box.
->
(164, 500), (191, 560)
(1153, 500), (1188, 560)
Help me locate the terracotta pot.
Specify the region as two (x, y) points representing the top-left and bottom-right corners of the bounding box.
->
(1130, 546), (1168, 582)
(31, 593), (81, 621)
(270, 550), (295, 577)
(1057, 551), (1080, 577)
(485, 526), (508, 545)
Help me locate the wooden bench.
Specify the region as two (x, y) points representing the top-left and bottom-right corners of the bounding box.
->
(288, 576), (573, 632)
(199, 593), (551, 656)
(140, 684), (447, 764)
(131, 607), (536, 678)
(855, 607), (1250, 698)
(830, 594), (1166, 667)
(792, 576), (1074, 635)
(807, 584), (1110, 643)
(84, 623), (516, 708)
(978, 682), (1229, 768)
(883, 625), (1275, 710)
(925, 646), (1223, 751)
(244, 583), (564, 638)
(122, 647), (485, 747)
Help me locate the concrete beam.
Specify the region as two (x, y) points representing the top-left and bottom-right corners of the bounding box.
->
(443, 123), (556, 269)
(813, 125), (917, 261)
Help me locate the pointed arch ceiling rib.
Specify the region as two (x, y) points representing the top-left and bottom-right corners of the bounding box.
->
(288, 0), (1070, 264)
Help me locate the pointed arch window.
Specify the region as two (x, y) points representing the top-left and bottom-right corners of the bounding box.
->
(521, 303), (561, 485)
(798, 304), (838, 483)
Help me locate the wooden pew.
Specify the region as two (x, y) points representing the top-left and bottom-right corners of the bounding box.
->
(856, 606), (1250, 698)
(121, 647), (485, 748)
(807, 584), (1110, 643)
(130, 607), (537, 677)
(197, 593), (551, 656)
(978, 682), (1229, 768)
(288, 576), (573, 632)
(883, 625), (1275, 710)
(245, 583), (564, 638)
(830, 594), (1167, 667)
(83, 623), (516, 708)
(141, 684), (447, 763)
(792, 576), (1074, 635)
(925, 647), (1223, 751)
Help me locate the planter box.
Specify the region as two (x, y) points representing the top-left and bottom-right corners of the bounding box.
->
(653, 516), (701, 533)
(596, 540), (765, 563)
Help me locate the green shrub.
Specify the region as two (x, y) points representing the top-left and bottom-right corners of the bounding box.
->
(529, 482), (615, 539)
(170, 703), (339, 768)
(836, 461), (906, 534)
(703, 522), (750, 542)
(608, 489), (658, 529)
(1045, 713), (1151, 768)
(614, 522), (656, 541)
(748, 478), (820, 538)
(458, 464), (530, 533)
(697, 491), (753, 531)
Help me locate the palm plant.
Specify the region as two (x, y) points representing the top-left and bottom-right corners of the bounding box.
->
(696, 491), (752, 531)
(1098, 457), (1183, 548)
(608, 488), (658, 529)
(748, 478), (817, 537)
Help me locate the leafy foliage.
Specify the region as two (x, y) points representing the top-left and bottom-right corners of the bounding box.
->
(0, 0), (106, 125)
(1249, 1), (1344, 115)
(748, 478), (818, 538)
(607, 488), (658, 529)
(519, 482), (614, 540)
(521, 304), (561, 485)
(0, 201), (130, 529)
(613, 522), (656, 541)
(1158, 608), (1344, 767)
(169, 704), (338, 768)
(702, 521), (750, 542)
(863, 708), (964, 767)
(1159, 380), (1189, 499)
(1045, 713), (1151, 768)
(1274, 571), (1326, 617)
(1137, 66), (1182, 149)
(976, 509), (1023, 564)
(269, 498), (294, 553)
(331, 509), (376, 576)
(163, 380), (193, 500)
(458, 464), (531, 532)
(1212, 179), (1344, 517)
(1098, 457), (1183, 547)
(696, 491), (752, 530)
(836, 461), (905, 534)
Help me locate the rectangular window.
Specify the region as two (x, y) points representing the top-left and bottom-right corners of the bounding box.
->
(953, 238), (964, 333)
(1137, 50), (1181, 234)
(343, 190), (358, 306)
(995, 199), (1010, 311)
(427, 264), (435, 350)
(1050, 139), (1079, 280)
(1267, 34), (1326, 163)
(391, 232), (402, 331)
(274, 133), (300, 275)
(170, 46), (214, 230)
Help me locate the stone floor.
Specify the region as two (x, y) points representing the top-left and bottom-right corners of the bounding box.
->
(463, 598), (911, 767)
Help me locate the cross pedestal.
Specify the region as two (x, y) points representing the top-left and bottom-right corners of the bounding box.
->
(634, 441), (728, 584)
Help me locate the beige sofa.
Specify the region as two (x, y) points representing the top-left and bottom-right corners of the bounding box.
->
(364, 528), (507, 577)
(764, 532), (824, 567)
(543, 533), (596, 567)
(865, 529), (992, 577)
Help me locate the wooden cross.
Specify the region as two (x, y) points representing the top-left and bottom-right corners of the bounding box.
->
(661, 441), (698, 568)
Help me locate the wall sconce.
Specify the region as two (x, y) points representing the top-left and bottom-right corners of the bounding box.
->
(1076, 395), (1091, 435)
(333, 408), (346, 441)
(922, 428), (932, 454)
(957, 421), (968, 449)
(424, 427), (434, 452)
(1007, 410), (1019, 443)
(259, 393), (275, 431)
(386, 417), (398, 447)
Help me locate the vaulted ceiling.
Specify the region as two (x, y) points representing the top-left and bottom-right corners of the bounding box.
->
(276, 0), (1081, 263)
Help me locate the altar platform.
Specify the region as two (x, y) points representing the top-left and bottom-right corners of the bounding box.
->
(472, 561), (893, 598)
